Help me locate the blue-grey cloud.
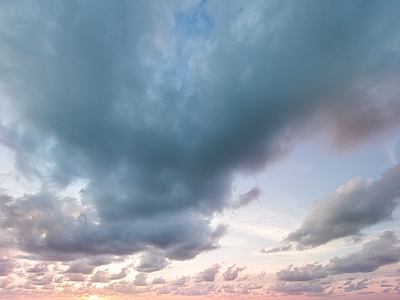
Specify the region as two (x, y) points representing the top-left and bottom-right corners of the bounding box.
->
(1, 0), (400, 272)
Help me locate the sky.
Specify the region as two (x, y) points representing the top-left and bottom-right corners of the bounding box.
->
(1, 0), (400, 299)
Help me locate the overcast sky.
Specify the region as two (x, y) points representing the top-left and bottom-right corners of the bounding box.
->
(1, 0), (400, 299)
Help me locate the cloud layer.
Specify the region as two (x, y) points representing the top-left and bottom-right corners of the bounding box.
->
(0, 0), (400, 288)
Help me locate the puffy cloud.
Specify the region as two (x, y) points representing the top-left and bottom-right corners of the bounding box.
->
(275, 231), (400, 282)
(268, 281), (328, 296)
(223, 265), (245, 281)
(109, 268), (128, 281)
(152, 277), (166, 285)
(342, 278), (369, 292)
(194, 264), (220, 282)
(0, 190), (225, 264)
(135, 253), (169, 273)
(174, 282), (218, 296)
(133, 273), (147, 286)
(170, 276), (189, 287)
(276, 264), (328, 282)
(267, 164), (400, 252)
(1, 0), (400, 281)
(89, 270), (110, 283)
(65, 274), (85, 282)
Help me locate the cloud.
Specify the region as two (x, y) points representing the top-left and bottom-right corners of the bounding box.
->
(342, 278), (369, 292)
(0, 258), (14, 276)
(275, 231), (400, 282)
(133, 273), (147, 286)
(0, 189), (225, 264)
(194, 264), (220, 282)
(230, 187), (260, 209)
(268, 281), (328, 296)
(267, 164), (400, 252)
(64, 261), (95, 275)
(109, 268), (128, 281)
(174, 283), (217, 296)
(89, 270), (110, 283)
(152, 277), (166, 285)
(27, 274), (53, 286)
(170, 276), (189, 287)
(135, 253), (169, 273)
(276, 264), (328, 282)
(223, 265), (245, 281)
(1, 0), (400, 277)
(66, 273), (85, 282)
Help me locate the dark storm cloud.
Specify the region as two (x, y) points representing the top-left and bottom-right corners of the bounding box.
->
(1, 0), (400, 268)
(276, 231), (400, 282)
(267, 165), (400, 252)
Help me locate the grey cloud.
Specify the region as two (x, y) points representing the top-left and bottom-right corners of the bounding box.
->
(238, 283), (264, 295)
(221, 284), (236, 294)
(64, 261), (95, 274)
(26, 264), (47, 275)
(135, 253), (169, 273)
(133, 273), (147, 286)
(324, 231), (400, 274)
(342, 278), (369, 292)
(194, 264), (220, 282)
(268, 281), (328, 296)
(89, 270), (110, 283)
(27, 274), (53, 286)
(174, 283), (217, 296)
(1, 0), (400, 272)
(0, 189), (225, 264)
(170, 276), (189, 287)
(276, 264), (328, 282)
(268, 164), (400, 251)
(276, 231), (400, 282)
(231, 187), (260, 209)
(65, 274), (85, 282)
(109, 268), (128, 281)
(223, 265), (245, 281)
(0, 258), (14, 276)
(152, 277), (166, 285)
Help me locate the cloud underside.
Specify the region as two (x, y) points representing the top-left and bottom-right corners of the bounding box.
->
(0, 0), (400, 271)
(266, 164), (400, 252)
